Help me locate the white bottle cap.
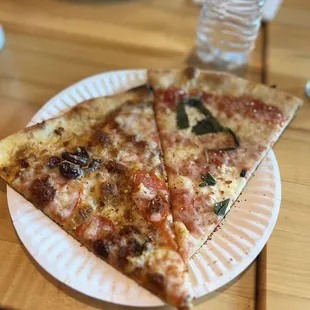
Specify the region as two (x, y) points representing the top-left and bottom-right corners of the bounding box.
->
(262, 0), (283, 21)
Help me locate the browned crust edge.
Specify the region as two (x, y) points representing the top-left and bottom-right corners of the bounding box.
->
(148, 68), (303, 115)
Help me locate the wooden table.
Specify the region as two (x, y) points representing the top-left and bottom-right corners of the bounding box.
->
(0, 1), (309, 309)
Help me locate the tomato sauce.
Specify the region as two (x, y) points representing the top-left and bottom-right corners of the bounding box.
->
(155, 88), (187, 111)
(200, 92), (286, 125)
(156, 88), (286, 125)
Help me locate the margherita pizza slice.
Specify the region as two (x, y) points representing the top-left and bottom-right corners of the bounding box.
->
(148, 68), (303, 260)
(0, 86), (192, 309)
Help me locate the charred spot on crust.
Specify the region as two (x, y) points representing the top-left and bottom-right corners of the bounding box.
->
(37, 121), (46, 129)
(119, 225), (141, 236)
(29, 177), (56, 207)
(24, 121), (46, 132)
(105, 160), (126, 174)
(93, 239), (110, 258)
(19, 159), (29, 169)
(92, 129), (111, 147)
(128, 84), (150, 95)
(54, 127), (64, 136)
(1, 167), (9, 174)
(70, 103), (90, 115)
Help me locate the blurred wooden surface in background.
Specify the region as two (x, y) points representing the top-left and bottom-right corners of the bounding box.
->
(0, 0), (309, 309)
(257, 1), (310, 309)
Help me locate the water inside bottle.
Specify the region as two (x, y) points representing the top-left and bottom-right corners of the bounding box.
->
(196, 0), (265, 69)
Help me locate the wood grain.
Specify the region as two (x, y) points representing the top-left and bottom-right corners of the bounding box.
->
(0, 0), (293, 309)
(256, 1), (310, 309)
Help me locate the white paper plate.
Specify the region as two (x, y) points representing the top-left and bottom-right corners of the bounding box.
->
(7, 70), (281, 307)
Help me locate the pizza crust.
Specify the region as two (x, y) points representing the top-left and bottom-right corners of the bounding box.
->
(148, 68), (303, 117)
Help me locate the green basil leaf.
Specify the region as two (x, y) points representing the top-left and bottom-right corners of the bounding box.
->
(176, 97), (240, 151)
(183, 97), (202, 107)
(201, 173), (217, 186)
(184, 97), (212, 117)
(240, 168), (247, 178)
(199, 180), (207, 187)
(225, 128), (240, 148)
(214, 198), (230, 216)
(183, 98), (225, 135)
(176, 101), (189, 129)
(192, 117), (224, 135)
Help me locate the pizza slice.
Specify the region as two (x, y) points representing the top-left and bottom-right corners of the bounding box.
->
(0, 86), (192, 310)
(148, 68), (303, 261)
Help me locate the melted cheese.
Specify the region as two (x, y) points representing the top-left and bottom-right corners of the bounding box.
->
(135, 182), (156, 200)
(166, 146), (201, 171)
(150, 212), (162, 222)
(170, 175), (194, 194)
(83, 218), (99, 240)
(150, 154), (161, 167)
(197, 166), (246, 206)
(186, 106), (206, 127)
(117, 150), (139, 164)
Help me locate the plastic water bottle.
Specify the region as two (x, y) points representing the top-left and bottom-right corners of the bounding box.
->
(196, 0), (265, 69)
(0, 25), (5, 51)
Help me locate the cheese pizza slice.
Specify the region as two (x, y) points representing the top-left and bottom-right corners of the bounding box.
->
(0, 86), (192, 310)
(148, 68), (303, 260)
